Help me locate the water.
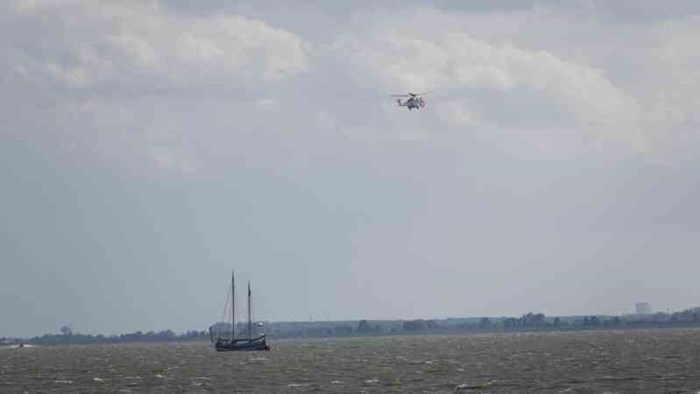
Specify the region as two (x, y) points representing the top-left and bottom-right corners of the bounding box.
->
(2, 328), (700, 392)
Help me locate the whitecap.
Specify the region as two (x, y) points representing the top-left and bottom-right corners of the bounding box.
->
(2, 344), (36, 349)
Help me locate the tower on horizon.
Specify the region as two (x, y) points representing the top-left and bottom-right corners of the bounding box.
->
(635, 302), (652, 315)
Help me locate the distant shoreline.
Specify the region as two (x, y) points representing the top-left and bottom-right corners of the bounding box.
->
(4, 307), (699, 347)
(4, 325), (700, 348)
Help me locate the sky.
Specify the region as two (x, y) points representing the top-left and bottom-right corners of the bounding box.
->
(1, 0), (700, 337)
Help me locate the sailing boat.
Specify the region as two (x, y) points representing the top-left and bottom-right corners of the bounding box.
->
(211, 270), (270, 351)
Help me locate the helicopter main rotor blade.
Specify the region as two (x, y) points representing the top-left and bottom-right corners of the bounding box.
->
(390, 94), (411, 97)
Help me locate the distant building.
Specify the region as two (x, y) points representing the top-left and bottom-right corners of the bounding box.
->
(635, 302), (652, 315)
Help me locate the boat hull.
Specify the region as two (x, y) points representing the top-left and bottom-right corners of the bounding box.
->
(215, 337), (270, 352)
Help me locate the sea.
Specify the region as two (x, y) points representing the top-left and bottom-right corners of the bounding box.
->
(2, 328), (699, 393)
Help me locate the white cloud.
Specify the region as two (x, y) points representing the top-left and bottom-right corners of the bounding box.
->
(2, 1), (700, 171)
(3, 0), (310, 91)
(322, 6), (700, 161)
(334, 18), (641, 134)
(0, 0), (311, 171)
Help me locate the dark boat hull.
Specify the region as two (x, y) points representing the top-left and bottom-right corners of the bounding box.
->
(215, 337), (270, 352)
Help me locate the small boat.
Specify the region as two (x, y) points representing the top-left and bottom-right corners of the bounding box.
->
(210, 270), (270, 352)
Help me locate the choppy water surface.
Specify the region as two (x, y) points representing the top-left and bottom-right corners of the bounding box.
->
(2, 328), (700, 392)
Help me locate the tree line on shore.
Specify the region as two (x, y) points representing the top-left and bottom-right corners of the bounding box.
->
(9, 327), (210, 346)
(4, 306), (699, 346)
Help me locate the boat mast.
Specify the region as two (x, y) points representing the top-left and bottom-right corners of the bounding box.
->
(247, 281), (252, 340)
(231, 270), (235, 340)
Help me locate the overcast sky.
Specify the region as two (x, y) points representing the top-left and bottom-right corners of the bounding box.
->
(2, 0), (700, 337)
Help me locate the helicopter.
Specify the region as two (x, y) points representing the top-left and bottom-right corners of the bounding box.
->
(390, 91), (431, 111)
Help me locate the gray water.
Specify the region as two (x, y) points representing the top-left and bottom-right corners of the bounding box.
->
(2, 328), (700, 393)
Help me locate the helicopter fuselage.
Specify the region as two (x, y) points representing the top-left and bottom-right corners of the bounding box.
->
(397, 97), (425, 111)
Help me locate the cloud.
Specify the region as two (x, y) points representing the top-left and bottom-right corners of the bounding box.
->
(2, 1), (700, 172)
(321, 5), (700, 161)
(3, 1), (309, 92)
(0, 0), (311, 171)
(332, 11), (641, 138)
